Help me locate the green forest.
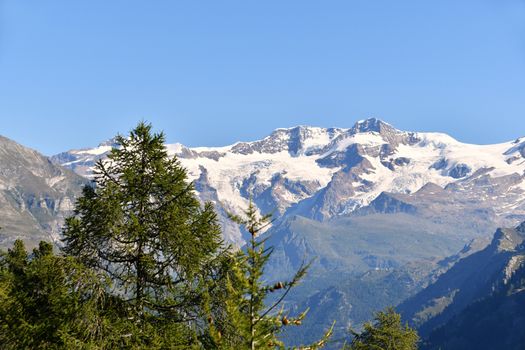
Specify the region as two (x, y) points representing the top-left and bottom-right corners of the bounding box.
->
(0, 123), (417, 349)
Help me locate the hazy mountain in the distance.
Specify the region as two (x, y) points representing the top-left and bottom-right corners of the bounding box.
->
(399, 221), (525, 349)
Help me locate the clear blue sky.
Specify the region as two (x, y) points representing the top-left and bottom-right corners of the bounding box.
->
(1, 0), (524, 155)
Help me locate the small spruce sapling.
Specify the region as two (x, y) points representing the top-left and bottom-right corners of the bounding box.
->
(205, 202), (334, 349)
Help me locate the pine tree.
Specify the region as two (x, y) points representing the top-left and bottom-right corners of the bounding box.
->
(62, 122), (225, 342)
(0, 240), (110, 349)
(344, 307), (419, 350)
(203, 202), (334, 349)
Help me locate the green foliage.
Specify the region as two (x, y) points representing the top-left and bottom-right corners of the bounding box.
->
(203, 202), (334, 349)
(0, 239), (203, 349)
(345, 307), (419, 350)
(0, 240), (108, 349)
(62, 121), (224, 327)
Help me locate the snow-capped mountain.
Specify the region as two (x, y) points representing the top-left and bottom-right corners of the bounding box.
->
(52, 118), (525, 245)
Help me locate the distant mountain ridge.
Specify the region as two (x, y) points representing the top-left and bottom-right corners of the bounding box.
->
(53, 118), (525, 245)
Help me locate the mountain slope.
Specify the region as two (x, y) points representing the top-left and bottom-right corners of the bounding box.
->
(423, 262), (525, 350)
(398, 222), (525, 338)
(0, 136), (87, 248)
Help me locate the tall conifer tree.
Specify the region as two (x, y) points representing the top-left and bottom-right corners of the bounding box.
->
(62, 122), (223, 324)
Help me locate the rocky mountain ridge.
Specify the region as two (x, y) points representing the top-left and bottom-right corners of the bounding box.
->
(53, 118), (525, 245)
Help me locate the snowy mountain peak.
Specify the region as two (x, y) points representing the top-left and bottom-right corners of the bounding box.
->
(351, 117), (394, 134)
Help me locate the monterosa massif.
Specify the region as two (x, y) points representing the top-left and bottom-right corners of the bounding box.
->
(1, 118), (525, 349)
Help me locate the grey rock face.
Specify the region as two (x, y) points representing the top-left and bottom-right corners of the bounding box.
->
(430, 158), (448, 171)
(0, 136), (87, 248)
(505, 139), (525, 158)
(316, 144), (366, 168)
(448, 163), (471, 178)
(244, 173), (319, 215)
(177, 146), (226, 161)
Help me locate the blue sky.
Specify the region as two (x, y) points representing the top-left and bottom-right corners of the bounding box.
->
(1, 0), (524, 155)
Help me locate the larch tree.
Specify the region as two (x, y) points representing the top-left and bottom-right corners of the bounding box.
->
(62, 122), (224, 330)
